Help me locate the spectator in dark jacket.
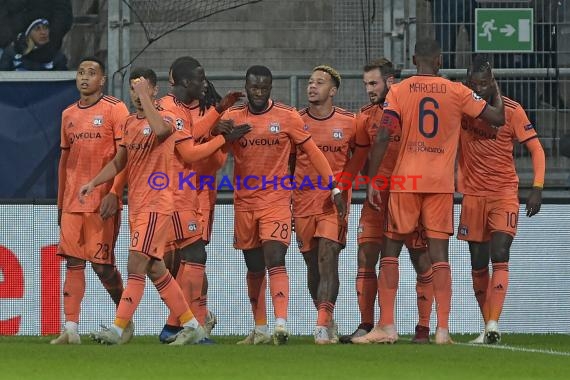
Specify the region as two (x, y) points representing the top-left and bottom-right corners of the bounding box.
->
(0, 18), (67, 70)
(0, 0), (72, 63)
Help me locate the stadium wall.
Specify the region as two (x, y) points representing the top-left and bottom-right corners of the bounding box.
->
(1, 203), (569, 337)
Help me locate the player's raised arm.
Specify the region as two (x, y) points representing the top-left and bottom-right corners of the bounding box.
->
(79, 146), (127, 203)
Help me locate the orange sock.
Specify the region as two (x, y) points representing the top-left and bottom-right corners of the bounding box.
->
(378, 257), (399, 326)
(185, 263), (206, 324)
(98, 266), (124, 307)
(246, 271), (267, 325)
(165, 262), (187, 327)
(471, 267), (490, 323)
(199, 296), (207, 320)
(484, 275), (493, 322)
(165, 261), (203, 326)
(357, 268), (377, 325)
(63, 264), (86, 323)
(488, 262), (509, 322)
(416, 268), (433, 327)
(153, 272), (194, 324)
(317, 301), (334, 326)
(115, 273), (145, 328)
(268, 266), (289, 320)
(432, 262), (452, 329)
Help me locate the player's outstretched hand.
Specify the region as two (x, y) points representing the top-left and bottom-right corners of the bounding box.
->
(78, 182), (95, 204)
(100, 193), (119, 220)
(216, 91), (245, 113)
(212, 119), (234, 136)
(223, 123), (252, 142)
(526, 187), (542, 217)
(367, 185), (382, 210)
(332, 193), (347, 220)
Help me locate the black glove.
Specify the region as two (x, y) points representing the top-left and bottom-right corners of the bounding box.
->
(14, 33), (28, 55)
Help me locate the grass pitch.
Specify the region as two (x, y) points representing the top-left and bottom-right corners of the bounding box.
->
(1, 334), (569, 380)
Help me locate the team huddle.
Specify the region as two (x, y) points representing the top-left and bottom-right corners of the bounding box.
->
(52, 38), (545, 346)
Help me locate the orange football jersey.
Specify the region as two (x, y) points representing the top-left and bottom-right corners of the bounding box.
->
(121, 108), (191, 214)
(60, 95), (129, 212)
(354, 103), (401, 178)
(222, 100), (313, 211)
(383, 75), (487, 193)
(292, 107), (356, 217)
(458, 96), (538, 196)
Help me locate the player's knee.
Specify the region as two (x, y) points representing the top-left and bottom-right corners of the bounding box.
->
(302, 250), (318, 268)
(262, 240), (288, 254)
(147, 260), (167, 282)
(91, 263), (112, 278)
(490, 246), (510, 263)
(358, 243), (381, 268)
(262, 241), (287, 268)
(383, 239), (404, 259)
(243, 249), (266, 272)
(319, 238), (342, 255)
(426, 238), (448, 263)
(127, 251), (150, 274)
(180, 242), (207, 265)
(470, 253), (489, 271)
(409, 248), (431, 274)
(468, 242), (490, 270)
(66, 257), (86, 269)
(265, 253), (286, 268)
(318, 243), (340, 267)
(490, 233), (513, 263)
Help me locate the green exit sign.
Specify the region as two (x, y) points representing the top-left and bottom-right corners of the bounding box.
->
(475, 8), (533, 52)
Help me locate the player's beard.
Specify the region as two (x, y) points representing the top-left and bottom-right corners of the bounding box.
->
(376, 82), (389, 105)
(249, 97), (269, 112)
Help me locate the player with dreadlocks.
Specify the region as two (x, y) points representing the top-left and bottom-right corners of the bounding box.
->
(158, 56), (245, 343)
(179, 63), (233, 342)
(457, 55), (545, 344)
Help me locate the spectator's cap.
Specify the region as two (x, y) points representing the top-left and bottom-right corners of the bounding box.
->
(25, 19), (49, 37)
